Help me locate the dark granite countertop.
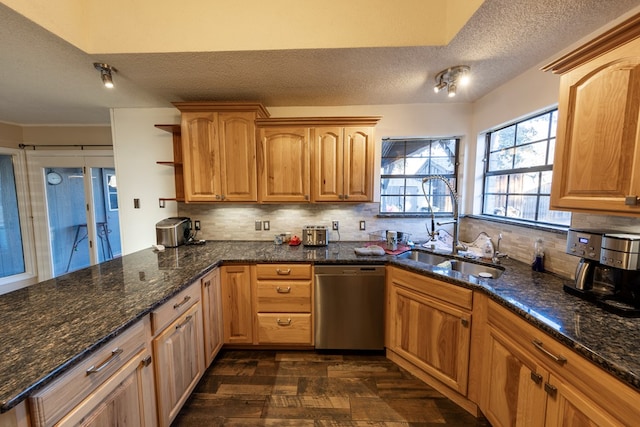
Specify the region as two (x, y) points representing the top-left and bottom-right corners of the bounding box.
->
(1, 240), (639, 413)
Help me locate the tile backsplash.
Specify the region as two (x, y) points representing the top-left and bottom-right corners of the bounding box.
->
(178, 202), (640, 280)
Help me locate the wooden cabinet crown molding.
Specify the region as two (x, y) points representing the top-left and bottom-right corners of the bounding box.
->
(255, 116), (381, 127)
(173, 101), (270, 118)
(542, 12), (640, 74)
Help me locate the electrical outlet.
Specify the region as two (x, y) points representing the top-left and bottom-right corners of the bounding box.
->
(194, 220), (201, 231)
(255, 220), (262, 231)
(359, 220), (366, 230)
(263, 220), (270, 230)
(332, 220), (339, 231)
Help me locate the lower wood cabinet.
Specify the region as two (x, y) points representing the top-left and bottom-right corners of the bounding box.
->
(386, 267), (472, 396)
(151, 281), (205, 427)
(221, 265), (254, 344)
(29, 317), (156, 427)
(480, 298), (640, 426)
(201, 268), (224, 366)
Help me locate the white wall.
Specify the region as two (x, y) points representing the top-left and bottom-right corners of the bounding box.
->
(111, 108), (180, 254)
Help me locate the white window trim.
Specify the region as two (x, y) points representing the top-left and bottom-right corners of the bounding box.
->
(0, 148), (37, 295)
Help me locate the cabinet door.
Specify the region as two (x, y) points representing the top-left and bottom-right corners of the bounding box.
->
(545, 374), (628, 427)
(388, 284), (471, 394)
(221, 265), (254, 344)
(181, 111), (222, 202)
(153, 302), (205, 427)
(258, 127), (311, 202)
(551, 38), (640, 214)
(481, 327), (547, 427)
(56, 348), (156, 427)
(218, 112), (258, 201)
(343, 127), (374, 202)
(313, 127), (343, 201)
(202, 268), (224, 367)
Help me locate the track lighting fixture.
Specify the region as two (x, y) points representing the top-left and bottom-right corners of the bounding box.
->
(93, 63), (117, 88)
(433, 65), (470, 98)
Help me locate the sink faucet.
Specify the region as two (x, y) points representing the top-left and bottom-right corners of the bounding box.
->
(421, 175), (463, 255)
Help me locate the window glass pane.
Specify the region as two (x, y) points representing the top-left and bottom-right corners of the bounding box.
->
(508, 172), (540, 194)
(538, 196), (571, 225)
(540, 171), (553, 194)
(380, 156), (405, 175)
(406, 157), (430, 175)
(405, 195), (430, 213)
(380, 196), (404, 213)
(516, 114), (550, 145)
(484, 194), (507, 216)
(380, 178), (404, 195)
(514, 142), (547, 169)
(485, 175), (508, 194)
(405, 140), (431, 157)
(508, 196), (538, 220)
(547, 138), (556, 165)
(488, 147), (514, 172)
(0, 155), (25, 278)
(490, 125), (515, 151)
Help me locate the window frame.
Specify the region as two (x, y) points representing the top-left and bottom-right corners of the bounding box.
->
(0, 148), (37, 294)
(481, 108), (571, 227)
(379, 137), (460, 217)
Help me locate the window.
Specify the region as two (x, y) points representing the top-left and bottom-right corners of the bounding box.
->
(482, 109), (571, 226)
(0, 153), (26, 279)
(380, 138), (459, 215)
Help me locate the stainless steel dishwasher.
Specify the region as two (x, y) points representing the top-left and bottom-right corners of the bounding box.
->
(314, 265), (385, 350)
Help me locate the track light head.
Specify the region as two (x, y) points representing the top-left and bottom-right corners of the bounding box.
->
(93, 63), (117, 88)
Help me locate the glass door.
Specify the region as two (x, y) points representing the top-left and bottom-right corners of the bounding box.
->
(28, 152), (121, 279)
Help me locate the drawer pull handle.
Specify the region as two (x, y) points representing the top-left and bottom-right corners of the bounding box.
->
(86, 348), (123, 375)
(276, 268), (291, 275)
(204, 280), (211, 288)
(532, 339), (567, 365)
(530, 371), (543, 385)
(277, 318), (292, 326)
(276, 286), (291, 293)
(173, 295), (191, 310)
(175, 315), (193, 330)
(140, 355), (152, 368)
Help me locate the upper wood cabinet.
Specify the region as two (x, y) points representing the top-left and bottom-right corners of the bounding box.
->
(313, 126), (375, 202)
(174, 102), (269, 203)
(256, 117), (380, 203)
(543, 14), (640, 216)
(257, 125), (311, 203)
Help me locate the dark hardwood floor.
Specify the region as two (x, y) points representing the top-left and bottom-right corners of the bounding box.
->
(172, 350), (490, 426)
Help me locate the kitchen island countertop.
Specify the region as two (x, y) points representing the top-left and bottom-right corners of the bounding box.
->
(1, 240), (639, 412)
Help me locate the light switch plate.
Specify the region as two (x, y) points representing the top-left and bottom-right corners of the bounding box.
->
(263, 220), (270, 230)
(359, 220), (366, 230)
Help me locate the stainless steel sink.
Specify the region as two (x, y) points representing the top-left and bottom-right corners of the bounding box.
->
(398, 250), (504, 279)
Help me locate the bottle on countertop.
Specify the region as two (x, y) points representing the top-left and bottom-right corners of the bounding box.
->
(483, 238), (494, 259)
(532, 238), (545, 272)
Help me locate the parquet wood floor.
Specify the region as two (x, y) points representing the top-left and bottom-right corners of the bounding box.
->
(172, 350), (490, 426)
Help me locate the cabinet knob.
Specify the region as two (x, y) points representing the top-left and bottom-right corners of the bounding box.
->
(530, 371), (543, 385)
(544, 382), (557, 398)
(460, 318), (469, 327)
(625, 195), (639, 206)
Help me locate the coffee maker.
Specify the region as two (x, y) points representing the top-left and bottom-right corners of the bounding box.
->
(565, 228), (640, 316)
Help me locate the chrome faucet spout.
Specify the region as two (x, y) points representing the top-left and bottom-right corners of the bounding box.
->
(421, 175), (460, 255)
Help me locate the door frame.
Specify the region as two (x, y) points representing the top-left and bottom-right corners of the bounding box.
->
(26, 150), (116, 280)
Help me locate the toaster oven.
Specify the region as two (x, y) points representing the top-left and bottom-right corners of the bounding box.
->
(302, 225), (329, 246)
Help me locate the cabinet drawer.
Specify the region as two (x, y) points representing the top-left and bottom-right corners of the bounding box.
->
(30, 318), (149, 427)
(255, 264), (312, 280)
(257, 313), (312, 344)
(256, 281), (311, 312)
(152, 282), (201, 335)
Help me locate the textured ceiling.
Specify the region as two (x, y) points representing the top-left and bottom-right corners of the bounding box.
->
(0, 0), (638, 125)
